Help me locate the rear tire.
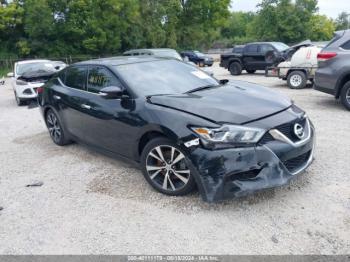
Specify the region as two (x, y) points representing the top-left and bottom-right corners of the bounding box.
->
(340, 81), (350, 111)
(45, 109), (71, 146)
(198, 61), (205, 67)
(246, 70), (256, 74)
(287, 71), (307, 89)
(229, 62), (242, 76)
(140, 137), (196, 196)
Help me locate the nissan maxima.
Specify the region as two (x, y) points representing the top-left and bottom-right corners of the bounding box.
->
(38, 57), (315, 202)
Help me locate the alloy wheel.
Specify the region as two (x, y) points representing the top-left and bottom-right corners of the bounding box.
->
(145, 145), (191, 192)
(346, 88), (350, 105)
(46, 112), (62, 143)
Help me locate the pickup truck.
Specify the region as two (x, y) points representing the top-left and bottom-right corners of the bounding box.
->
(220, 42), (289, 75)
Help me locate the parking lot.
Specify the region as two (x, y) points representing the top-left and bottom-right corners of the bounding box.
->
(0, 63), (349, 254)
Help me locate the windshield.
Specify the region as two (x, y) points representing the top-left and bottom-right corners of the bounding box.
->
(194, 51), (206, 57)
(115, 60), (219, 96)
(153, 50), (182, 60)
(233, 47), (243, 53)
(272, 42), (289, 51)
(16, 61), (63, 76)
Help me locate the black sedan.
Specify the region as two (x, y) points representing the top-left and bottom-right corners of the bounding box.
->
(180, 50), (214, 67)
(38, 57), (315, 202)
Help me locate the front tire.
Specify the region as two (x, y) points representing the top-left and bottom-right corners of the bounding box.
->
(14, 92), (25, 106)
(229, 62), (242, 76)
(340, 81), (350, 111)
(45, 109), (71, 146)
(140, 137), (196, 196)
(287, 71), (307, 89)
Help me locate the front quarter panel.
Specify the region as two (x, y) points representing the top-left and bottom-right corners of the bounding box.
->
(132, 100), (219, 160)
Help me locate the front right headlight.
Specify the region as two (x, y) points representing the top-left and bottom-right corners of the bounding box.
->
(191, 125), (266, 148)
(16, 79), (28, 86)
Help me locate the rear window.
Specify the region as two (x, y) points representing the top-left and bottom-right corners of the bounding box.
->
(324, 31), (345, 49)
(341, 40), (350, 50)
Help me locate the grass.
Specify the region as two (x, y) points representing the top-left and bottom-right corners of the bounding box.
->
(0, 67), (11, 78)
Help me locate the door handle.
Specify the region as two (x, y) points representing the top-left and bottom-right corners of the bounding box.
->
(53, 95), (61, 100)
(81, 104), (91, 110)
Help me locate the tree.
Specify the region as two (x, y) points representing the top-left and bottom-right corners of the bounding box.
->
(309, 14), (335, 41)
(0, 0), (24, 56)
(178, 0), (230, 49)
(335, 12), (349, 31)
(246, 0), (319, 43)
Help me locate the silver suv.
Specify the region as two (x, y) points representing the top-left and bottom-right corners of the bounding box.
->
(314, 30), (350, 110)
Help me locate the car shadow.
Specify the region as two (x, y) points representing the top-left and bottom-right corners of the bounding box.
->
(86, 145), (311, 213)
(19, 121), (312, 214)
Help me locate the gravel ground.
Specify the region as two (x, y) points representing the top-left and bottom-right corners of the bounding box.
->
(0, 63), (349, 254)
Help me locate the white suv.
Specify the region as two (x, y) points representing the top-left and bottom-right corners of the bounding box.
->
(8, 60), (66, 106)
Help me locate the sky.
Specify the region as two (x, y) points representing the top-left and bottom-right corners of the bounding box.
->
(230, 0), (349, 18)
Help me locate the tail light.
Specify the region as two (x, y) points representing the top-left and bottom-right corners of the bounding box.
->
(317, 52), (337, 62)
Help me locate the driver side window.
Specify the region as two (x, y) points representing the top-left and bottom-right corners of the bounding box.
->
(87, 66), (122, 94)
(260, 44), (275, 55)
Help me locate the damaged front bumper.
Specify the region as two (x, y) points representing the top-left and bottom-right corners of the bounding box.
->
(187, 122), (315, 203)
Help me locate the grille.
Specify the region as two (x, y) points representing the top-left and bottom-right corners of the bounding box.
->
(258, 117), (307, 145)
(23, 88), (33, 94)
(282, 150), (311, 173)
(226, 169), (261, 181)
(259, 132), (275, 144)
(275, 118), (307, 142)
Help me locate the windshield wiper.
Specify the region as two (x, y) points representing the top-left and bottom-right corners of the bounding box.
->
(185, 84), (220, 94)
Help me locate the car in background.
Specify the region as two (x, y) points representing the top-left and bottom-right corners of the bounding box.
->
(124, 48), (214, 76)
(265, 40), (322, 89)
(220, 42), (289, 75)
(123, 48), (183, 61)
(180, 50), (214, 67)
(314, 30), (350, 110)
(38, 56), (315, 202)
(8, 60), (67, 106)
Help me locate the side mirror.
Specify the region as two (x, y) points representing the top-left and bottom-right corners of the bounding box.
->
(220, 79), (229, 85)
(99, 86), (124, 99)
(7, 72), (14, 77)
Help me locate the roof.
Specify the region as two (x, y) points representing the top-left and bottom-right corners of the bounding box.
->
(123, 48), (179, 56)
(75, 56), (167, 66)
(16, 59), (51, 65)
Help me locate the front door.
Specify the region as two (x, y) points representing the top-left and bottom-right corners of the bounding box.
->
(81, 65), (137, 157)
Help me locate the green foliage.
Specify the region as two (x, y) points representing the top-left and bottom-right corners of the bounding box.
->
(0, 0), (230, 57)
(248, 0), (320, 43)
(309, 14), (335, 41)
(335, 12), (349, 31)
(0, 0), (343, 56)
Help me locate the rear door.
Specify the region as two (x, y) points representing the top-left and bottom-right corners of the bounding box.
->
(54, 65), (90, 140)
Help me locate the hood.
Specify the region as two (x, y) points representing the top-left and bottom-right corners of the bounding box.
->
(148, 80), (292, 124)
(18, 69), (57, 83)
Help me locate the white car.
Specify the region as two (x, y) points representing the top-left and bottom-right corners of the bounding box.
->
(8, 60), (67, 106)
